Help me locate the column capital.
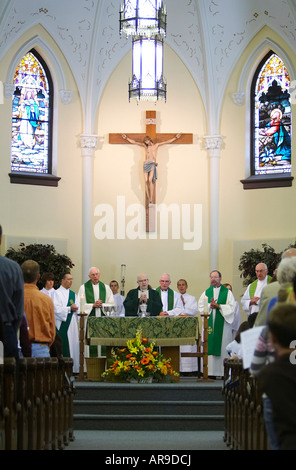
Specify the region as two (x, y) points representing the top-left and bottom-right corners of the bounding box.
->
(80, 134), (98, 157)
(203, 135), (223, 152)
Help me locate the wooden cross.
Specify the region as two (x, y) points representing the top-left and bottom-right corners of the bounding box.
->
(109, 110), (193, 232)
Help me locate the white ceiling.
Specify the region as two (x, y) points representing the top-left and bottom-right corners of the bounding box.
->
(1, 0), (296, 132)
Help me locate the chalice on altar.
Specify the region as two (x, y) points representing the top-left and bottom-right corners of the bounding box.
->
(138, 303), (150, 317)
(102, 304), (117, 317)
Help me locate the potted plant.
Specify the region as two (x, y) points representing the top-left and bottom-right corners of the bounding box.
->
(5, 242), (74, 289)
(238, 242), (296, 287)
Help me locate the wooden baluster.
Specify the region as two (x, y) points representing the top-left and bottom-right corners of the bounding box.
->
(242, 367), (249, 450)
(222, 359), (231, 446)
(3, 358), (17, 450)
(16, 358), (28, 450)
(57, 359), (65, 449)
(35, 358), (45, 449)
(26, 357), (37, 449)
(64, 358), (75, 443)
(50, 357), (59, 450)
(43, 357), (52, 450)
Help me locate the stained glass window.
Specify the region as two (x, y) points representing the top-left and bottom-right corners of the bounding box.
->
(252, 52), (292, 176)
(10, 49), (52, 175)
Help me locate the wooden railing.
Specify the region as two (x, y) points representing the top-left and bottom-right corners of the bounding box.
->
(0, 356), (75, 450)
(222, 358), (269, 450)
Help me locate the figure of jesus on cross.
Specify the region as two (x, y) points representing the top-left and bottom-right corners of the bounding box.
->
(109, 110), (193, 232)
(121, 133), (182, 205)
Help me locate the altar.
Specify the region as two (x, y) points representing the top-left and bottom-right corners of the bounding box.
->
(86, 316), (199, 378)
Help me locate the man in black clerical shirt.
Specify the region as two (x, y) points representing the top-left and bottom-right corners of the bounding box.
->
(123, 273), (162, 317)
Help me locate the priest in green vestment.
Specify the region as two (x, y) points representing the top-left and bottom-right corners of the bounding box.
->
(156, 273), (184, 316)
(241, 263), (271, 326)
(77, 266), (114, 358)
(198, 270), (235, 377)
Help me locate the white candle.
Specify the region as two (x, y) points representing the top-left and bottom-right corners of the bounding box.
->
(204, 296), (208, 313)
(80, 295), (85, 314)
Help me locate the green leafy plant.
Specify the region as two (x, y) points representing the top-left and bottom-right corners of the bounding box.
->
(238, 242), (296, 287)
(5, 242), (74, 289)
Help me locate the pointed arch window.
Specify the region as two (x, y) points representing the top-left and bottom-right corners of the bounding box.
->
(9, 49), (60, 186)
(241, 51), (293, 189)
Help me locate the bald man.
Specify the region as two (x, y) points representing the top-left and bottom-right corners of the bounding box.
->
(123, 273), (162, 316)
(241, 263), (272, 326)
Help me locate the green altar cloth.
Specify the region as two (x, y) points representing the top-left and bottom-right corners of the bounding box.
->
(87, 316), (199, 347)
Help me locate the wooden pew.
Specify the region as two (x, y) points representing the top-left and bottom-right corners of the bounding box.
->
(3, 358), (18, 450)
(223, 359), (268, 451)
(16, 358), (28, 449)
(1, 356), (74, 450)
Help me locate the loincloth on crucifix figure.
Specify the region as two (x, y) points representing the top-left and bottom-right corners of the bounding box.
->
(121, 133), (182, 205)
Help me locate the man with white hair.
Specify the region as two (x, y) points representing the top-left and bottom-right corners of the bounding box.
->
(156, 273), (183, 316)
(78, 266), (114, 357)
(241, 263), (272, 326)
(255, 248), (296, 326)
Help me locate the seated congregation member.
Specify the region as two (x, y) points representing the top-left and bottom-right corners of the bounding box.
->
(124, 273), (162, 317)
(177, 279), (199, 374)
(53, 272), (80, 373)
(109, 280), (125, 316)
(156, 273), (183, 316)
(257, 302), (296, 450)
(198, 270), (235, 378)
(250, 281), (296, 450)
(78, 266), (114, 357)
(22, 260), (55, 357)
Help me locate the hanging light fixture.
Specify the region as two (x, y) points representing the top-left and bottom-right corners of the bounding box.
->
(120, 0), (167, 38)
(128, 34), (166, 102)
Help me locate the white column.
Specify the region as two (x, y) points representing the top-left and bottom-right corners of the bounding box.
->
(203, 135), (223, 271)
(80, 134), (98, 280)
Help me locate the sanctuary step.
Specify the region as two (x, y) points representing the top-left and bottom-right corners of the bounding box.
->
(73, 379), (224, 431)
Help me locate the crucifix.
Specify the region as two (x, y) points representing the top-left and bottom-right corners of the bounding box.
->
(109, 110), (193, 232)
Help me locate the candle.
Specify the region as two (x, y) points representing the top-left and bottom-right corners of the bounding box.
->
(204, 296), (208, 313)
(80, 295), (85, 314)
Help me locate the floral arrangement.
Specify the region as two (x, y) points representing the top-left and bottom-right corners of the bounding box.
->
(102, 328), (179, 382)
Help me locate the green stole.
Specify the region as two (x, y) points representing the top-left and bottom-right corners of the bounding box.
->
(156, 287), (174, 310)
(84, 280), (106, 357)
(205, 284), (228, 356)
(57, 289), (75, 357)
(249, 276), (272, 298)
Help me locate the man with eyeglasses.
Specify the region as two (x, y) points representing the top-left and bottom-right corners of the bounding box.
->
(78, 266), (114, 357)
(156, 273), (184, 316)
(241, 263), (272, 327)
(124, 273), (162, 316)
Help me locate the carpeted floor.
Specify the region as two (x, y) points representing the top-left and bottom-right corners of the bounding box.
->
(65, 430), (228, 451)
